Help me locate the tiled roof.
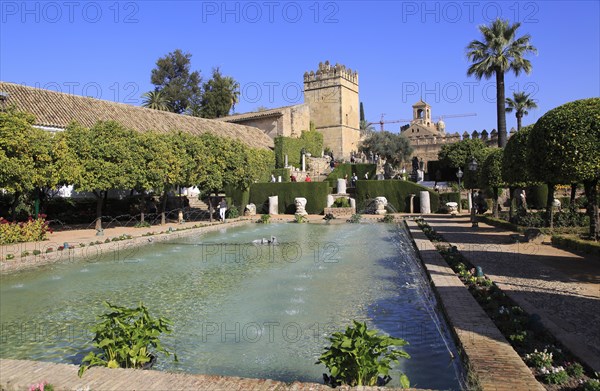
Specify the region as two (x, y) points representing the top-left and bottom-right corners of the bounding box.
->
(0, 82), (274, 150)
(219, 105), (297, 122)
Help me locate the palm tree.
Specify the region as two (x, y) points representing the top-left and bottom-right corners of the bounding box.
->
(141, 90), (171, 111)
(506, 91), (538, 130)
(226, 77), (240, 114)
(466, 18), (537, 148)
(359, 119), (375, 138)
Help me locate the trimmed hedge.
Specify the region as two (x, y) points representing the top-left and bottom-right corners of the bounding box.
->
(272, 168), (291, 182)
(274, 131), (323, 168)
(248, 182), (329, 214)
(224, 185), (250, 211)
(551, 235), (600, 257)
(326, 164), (377, 189)
(354, 180), (439, 213)
(426, 160), (457, 182)
(479, 215), (523, 233)
(526, 184), (548, 210)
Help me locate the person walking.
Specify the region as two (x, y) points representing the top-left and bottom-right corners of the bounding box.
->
(219, 198), (228, 222)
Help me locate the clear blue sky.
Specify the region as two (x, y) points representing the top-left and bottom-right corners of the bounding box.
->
(1, 1), (599, 133)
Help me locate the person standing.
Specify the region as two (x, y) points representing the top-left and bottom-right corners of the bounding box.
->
(219, 198), (228, 222)
(305, 174), (312, 182)
(351, 173), (358, 188)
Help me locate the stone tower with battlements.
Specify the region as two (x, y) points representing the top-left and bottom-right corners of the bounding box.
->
(303, 61), (360, 159)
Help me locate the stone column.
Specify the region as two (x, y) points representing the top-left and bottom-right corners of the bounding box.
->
(269, 196), (278, 215)
(337, 178), (347, 194)
(302, 154), (306, 172)
(409, 194), (415, 214)
(284, 154), (288, 167)
(294, 197), (308, 216)
(420, 191), (431, 214)
(327, 194), (334, 208)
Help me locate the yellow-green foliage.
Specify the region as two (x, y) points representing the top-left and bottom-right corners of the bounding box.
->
(274, 130), (323, 168)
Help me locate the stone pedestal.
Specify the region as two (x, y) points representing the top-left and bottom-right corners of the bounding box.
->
(337, 178), (347, 194)
(349, 198), (356, 211)
(269, 196), (278, 215)
(294, 197), (308, 216)
(420, 191), (431, 214)
(375, 197), (388, 215)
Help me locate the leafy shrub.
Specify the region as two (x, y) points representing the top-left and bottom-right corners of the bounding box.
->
(0, 215), (52, 245)
(134, 221), (151, 228)
(333, 198), (350, 208)
(323, 213), (335, 221)
(258, 214), (271, 224)
(565, 362), (584, 377)
(541, 366), (568, 384)
(583, 378), (600, 391)
(348, 214), (362, 223)
(78, 302), (177, 377)
(294, 214), (308, 223)
(32, 250), (41, 256)
(316, 320), (410, 387)
(382, 214), (395, 223)
(21, 251), (30, 257)
(5, 253), (14, 260)
(226, 205), (239, 219)
(249, 182), (329, 214)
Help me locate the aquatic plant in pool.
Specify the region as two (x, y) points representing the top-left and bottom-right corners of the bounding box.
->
(0, 223), (463, 389)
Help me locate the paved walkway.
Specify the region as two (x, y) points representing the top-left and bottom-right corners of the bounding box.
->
(1, 358), (417, 391)
(424, 215), (600, 373)
(406, 220), (543, 391)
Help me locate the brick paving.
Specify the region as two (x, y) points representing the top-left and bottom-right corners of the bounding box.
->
(406, 220), (544, 391)
(424, 215), (600, 373)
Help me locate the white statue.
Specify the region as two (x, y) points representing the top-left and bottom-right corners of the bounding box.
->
(374, 197), (388, 215)
(446, 202), (458, 215)
(245, 203), (256, 216)
(294, 197), (308, 216)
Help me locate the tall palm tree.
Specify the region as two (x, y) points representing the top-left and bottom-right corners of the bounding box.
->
(226, 77), (240, 114)
(141, 90), (171, 111)
(466, 18), (537, 148)
(506, 91), (538, 130)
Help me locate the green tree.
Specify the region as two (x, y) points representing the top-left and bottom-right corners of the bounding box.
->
(506, 91), (538, 130)
(141, 90), (171, 112)
(200, 67), (240, 118)
(359, 120), (375, 137)
(57, 121), (142, 230)
(502, 125), (536, 219)
(360, 102), (365, 123)
(133, 131), (185, 224)
(480, 148), (504, 217)
(438, 138), (489, 188)
(466, 18), (537, 147)
(0, 110), (56, 219)
(359, 131), (413, 172)
(150, 49), (202, 114)
(528, 98), (600, 239)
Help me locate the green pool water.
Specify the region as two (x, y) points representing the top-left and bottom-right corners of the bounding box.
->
(0, 223), (463, 389)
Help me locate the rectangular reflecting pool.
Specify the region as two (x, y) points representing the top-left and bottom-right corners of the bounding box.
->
(0, 222), (463, 389)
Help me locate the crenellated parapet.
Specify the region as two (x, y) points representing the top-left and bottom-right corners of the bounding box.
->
(303, 60), (358, 85)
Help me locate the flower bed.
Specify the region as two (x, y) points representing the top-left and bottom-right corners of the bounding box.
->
(415, 218), (600, 390)
(0, 215), (52, 245)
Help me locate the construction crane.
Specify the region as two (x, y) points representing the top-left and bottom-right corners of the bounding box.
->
(367, 113), (477, 132)
(434, 113), (477, 121)
(367, 114), (412, 131)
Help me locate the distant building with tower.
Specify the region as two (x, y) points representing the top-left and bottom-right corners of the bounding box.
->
(220, 61), (360, 160)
